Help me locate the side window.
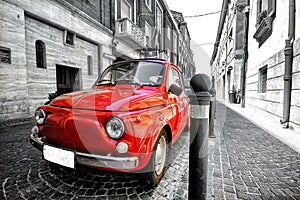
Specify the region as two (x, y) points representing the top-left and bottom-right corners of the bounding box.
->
(168, 67), (183, 90)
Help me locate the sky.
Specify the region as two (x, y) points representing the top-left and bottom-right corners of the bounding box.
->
(165, 0), (223, 75)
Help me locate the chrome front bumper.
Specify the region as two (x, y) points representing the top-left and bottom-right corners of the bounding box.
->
(29, 133), (139, 170)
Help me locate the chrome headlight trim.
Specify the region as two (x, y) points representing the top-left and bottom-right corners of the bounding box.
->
(35, 109), (46, 125)
(105, 117), (125, 139)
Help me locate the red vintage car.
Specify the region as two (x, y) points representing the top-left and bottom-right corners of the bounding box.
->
(30, 59), (190, 185)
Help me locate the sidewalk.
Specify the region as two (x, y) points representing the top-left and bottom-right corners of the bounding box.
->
(207, 102), (300, 199)
(225, 101), (300, 154)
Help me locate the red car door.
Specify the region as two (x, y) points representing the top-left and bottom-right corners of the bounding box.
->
(167, 66), (187, 141)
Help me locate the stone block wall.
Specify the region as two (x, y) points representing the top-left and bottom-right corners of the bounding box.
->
(0, 0), (114, 122)
(290, 38), (300, 132)
(0, 1), (30, 121)
(246, 38), (300, 132)
(25, 16), (99, 115)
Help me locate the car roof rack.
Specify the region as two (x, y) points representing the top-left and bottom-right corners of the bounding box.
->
(112, 58), (168, 65)
(135, 58), (166, 61)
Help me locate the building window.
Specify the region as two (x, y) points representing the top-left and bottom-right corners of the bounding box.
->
(253, 0), (276, 47)
(173, 33), (178, 64)
(121, 0), (132, 20)
(166, 49), (171, 62)
(258, 66), (267, 93)
(156, 3), (163, 32)
(166, 24), (171, 40)
(145, 21), (152, 46)
(145, 0), (152, 11)
(0, 47), (11, 64)
(64, 30), (75, 46)
(87, 56), (93, 75)
(35, 40), (46, 69)
(156, 2), (163, 49)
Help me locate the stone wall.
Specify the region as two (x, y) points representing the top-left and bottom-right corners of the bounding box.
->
(25, 16), (99, 115)
(0, 1), (30, 121)
(290, 38), (300, 132)
(246, 0), (300, 132)
(0, 0), (114, 122)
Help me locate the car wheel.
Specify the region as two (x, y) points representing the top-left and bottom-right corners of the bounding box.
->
(146, 129), (168, 186)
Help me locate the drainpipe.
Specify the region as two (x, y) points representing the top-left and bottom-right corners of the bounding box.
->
(281, 0), (295, 128)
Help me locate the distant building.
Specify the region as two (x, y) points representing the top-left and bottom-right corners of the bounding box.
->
(171, 10), (196, 78)
(211, 0), (300, 132)
(210, 0), (247, 101)
(0, 0), (194, 122)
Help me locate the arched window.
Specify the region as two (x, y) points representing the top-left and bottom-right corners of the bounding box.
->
(87, 55), (93, 75)
(35, 40), (46, 69)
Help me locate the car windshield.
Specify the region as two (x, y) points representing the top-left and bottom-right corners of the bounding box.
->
(97, 61), (165, 87)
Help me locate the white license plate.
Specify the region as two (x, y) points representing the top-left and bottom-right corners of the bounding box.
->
(43, 145), (75, 169)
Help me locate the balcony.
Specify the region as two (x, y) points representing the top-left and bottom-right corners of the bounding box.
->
(115, 18), (146, 48)
(253, 16), (274, 46)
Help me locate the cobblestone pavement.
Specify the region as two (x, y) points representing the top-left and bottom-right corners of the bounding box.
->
(2, 102), (300, 199)
(207, 103), (300, 200)
(0, 122), (189, 199)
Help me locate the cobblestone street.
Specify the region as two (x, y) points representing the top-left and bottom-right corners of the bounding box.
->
(207, 103), (300, 200)
(1, 102), (300, 199)
(0, 122), (188, 199)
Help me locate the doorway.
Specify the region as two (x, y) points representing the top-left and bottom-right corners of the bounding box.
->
(56, 65), (81, 94)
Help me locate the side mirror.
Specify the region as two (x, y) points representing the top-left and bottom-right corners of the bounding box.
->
(168, 84), (183, 96)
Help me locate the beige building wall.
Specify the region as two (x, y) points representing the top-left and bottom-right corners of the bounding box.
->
(247, 0), (300, 132)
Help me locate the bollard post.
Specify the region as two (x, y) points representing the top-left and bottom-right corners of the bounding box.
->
(209, 88), (216, 138)
(188, 74), (211, 200)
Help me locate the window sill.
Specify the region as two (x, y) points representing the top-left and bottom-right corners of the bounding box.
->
(63, 42), (75, 48)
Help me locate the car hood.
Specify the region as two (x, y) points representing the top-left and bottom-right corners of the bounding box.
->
(50, 85), (165, 111)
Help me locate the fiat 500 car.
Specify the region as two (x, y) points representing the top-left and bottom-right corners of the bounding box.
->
(30, 59), (190, 185)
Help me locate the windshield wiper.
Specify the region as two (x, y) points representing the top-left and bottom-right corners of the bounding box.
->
(114, 80), (144, 88)
(133, 81), (144, 88)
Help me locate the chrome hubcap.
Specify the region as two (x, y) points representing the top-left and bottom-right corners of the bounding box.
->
(154, 135), (167, 175)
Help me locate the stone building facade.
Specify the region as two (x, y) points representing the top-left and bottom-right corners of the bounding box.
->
(0, 0), (195, 122)
(210, 0), (248, 102)
(211, 0), (300, 132)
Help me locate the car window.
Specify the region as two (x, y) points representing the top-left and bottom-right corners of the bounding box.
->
(167, 67), (183, 90)
(97, 61), (165, 86)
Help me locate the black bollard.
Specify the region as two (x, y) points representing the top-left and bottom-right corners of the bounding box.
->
(209, 87), (216, 138)
(188, 74), (211, 200)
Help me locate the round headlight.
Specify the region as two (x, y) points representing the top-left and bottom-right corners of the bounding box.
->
(35, 109), (46, 125)
(106, 117), (125, 139)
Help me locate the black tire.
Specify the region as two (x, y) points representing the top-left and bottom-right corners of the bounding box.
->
(144, 129), (168, 186)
